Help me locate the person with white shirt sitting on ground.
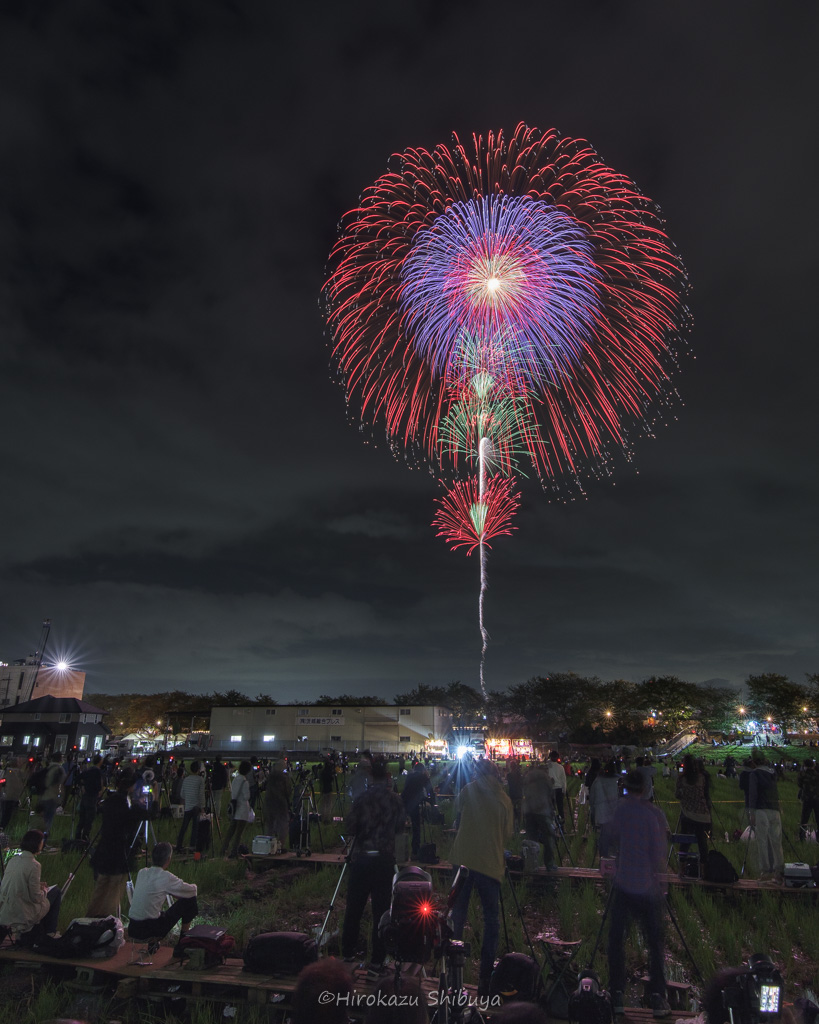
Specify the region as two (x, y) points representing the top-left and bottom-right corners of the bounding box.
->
(127, 842), (198, 947)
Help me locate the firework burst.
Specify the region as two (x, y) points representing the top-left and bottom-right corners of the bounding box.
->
(323, 123), (691, 696)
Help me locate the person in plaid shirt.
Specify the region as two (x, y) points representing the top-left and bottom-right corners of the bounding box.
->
(341, 756), (405, 975)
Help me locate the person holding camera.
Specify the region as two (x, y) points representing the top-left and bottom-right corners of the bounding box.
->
(86, 769), (149, 917)
(341, 756), (405, 974)
(175, 760), (205, 853)
(450, 758), (514, 997)
(606, 770), (671, 1019)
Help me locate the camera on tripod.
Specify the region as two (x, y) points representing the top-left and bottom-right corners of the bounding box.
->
(378, 865), (451, 965)
(718, 955), (784, 1024)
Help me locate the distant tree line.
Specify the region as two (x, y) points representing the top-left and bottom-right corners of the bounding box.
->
(87, 671), (819, 744)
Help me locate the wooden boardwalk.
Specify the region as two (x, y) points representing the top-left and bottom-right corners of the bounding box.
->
(0, 942), (699, 1021)
(243, 850), (817, 894)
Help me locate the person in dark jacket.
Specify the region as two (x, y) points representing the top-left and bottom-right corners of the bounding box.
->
(86, 770), (149, 917)
(77, 755), (104, 842)
(342, 757), (406, 973)
(506, 759), (524, 830)
(748, 750), (783, 882)
(401, 762), (431, 857)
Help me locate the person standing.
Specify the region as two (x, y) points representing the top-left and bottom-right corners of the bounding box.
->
(450, 759), (514, 997)
(210, 759), (229, 818)
(797, 758), (819, 841)
(263, 760), (292, 848)
(675, 754), (712, 871)
(748, 749), (784, 882)
(545, 751), (567, 823)
(401, 761), (431, 858)
(506, 759), (524, 831)
(589, 760), (620, 854)
(606, 771), (671, 1019)
(175, 760), (205, 853)
(0, 757), (27, 830)
(221, 760), (253, 858)
(635, 756), (656, 802)
(341, 757), (405, 974)
(522, 761), (557, 870)
(39, 754), (65, 849)
(76, 755), (104, 842)
(320, 756), (336, 823)
(87, 770), (149, 917)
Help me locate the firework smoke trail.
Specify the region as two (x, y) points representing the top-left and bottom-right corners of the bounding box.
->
(478, 435), (490, 699)
(324, 124), (691, 697)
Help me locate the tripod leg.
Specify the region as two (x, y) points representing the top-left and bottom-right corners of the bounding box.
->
(503, 865), (539, 966)
(585, 883), (615, 969)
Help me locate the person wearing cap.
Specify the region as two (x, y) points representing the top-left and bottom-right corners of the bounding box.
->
(86, 769), (149, 917)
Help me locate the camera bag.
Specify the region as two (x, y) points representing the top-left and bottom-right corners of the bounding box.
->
(417, 842), (439, 864)
(176, 925), (236, 967)
(702, 850), (738, 884)
(490, 951), (543, 1003)
(34, 916), (124, 959)
(196, 816), (212, 853)
(243, 931), (318, 974)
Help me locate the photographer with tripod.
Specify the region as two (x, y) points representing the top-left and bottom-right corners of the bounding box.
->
(86, 769), (149, 917)
(605, 770), (670, 1019)
(341, 755), (405, 975)
(449, 758), (514, 998)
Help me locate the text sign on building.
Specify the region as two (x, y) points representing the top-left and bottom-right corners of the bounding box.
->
(297, 717), (345, 726)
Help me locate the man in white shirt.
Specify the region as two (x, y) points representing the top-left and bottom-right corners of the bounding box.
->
(128, 842), (198, 942)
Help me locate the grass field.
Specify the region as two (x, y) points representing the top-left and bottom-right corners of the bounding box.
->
(0, 748), (816, 1021)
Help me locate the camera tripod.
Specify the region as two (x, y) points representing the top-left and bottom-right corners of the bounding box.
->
(291, 771), (324, 856)
(130, 803), (159, 868)
(430, 938), (485, 1024)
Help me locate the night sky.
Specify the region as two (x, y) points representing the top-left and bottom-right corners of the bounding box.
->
(1, 2), (816, 701)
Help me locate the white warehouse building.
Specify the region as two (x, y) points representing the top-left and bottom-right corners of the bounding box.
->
(208, 704), (454, 755)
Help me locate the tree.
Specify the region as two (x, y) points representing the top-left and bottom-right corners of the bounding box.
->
(393, 684), (448, 706)
(745, 673), (810, 736)
(312, 694), (389, 706)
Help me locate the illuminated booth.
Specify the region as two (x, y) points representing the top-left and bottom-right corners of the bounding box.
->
(486, 736), (534, 760)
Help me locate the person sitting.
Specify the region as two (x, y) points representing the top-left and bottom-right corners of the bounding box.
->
(0, 829), (62, 945)
(127, 842), (198, 945)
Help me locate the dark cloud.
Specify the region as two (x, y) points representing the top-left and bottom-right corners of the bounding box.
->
(0, 1), (817, 699)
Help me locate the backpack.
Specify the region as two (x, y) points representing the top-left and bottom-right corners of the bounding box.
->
(489, 952), (543, 1004)
(243, 931), (318, 974)
(29, 768), (48, 796)
(175, 925), (235, 967)
(34, 916), (124, 959)
(703, 849), (738, 884)
(417, 842), (439, 865)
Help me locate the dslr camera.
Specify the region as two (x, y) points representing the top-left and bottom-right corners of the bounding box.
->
(717, 955), (784, 1024)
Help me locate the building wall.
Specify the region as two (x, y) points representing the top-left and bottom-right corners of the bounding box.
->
(0, 712), (106, 756)
(208, 704), (454, 754)
(0, 660), (85, 708)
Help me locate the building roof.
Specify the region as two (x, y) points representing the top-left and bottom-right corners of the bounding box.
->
(1, 696), (107, 716)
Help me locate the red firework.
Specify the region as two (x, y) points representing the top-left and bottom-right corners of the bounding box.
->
(323, 123), (691, 489)
(433, 476), (521, 555)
